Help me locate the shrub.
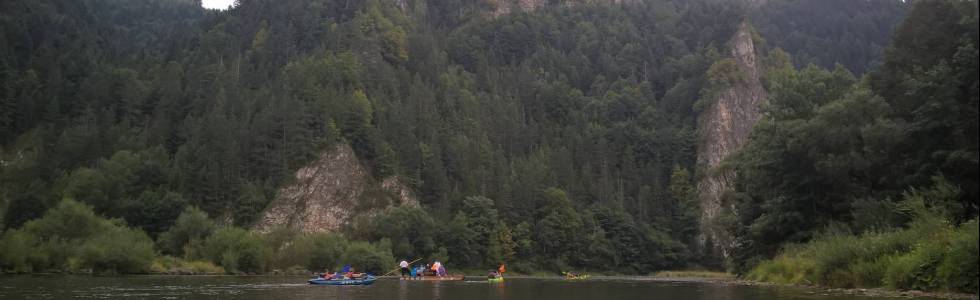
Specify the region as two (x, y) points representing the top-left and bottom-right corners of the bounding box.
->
(884, 241), (946, 291)
(307, 233), (349, 272)
(746, 255), (817, 285)
(843, 257), (892, 288)
(747, 183), (979, 292)
(0, 199), (159, 274)
(937, 219), (979, 293)
(0, 229), (36, 272)
(340, 239), (394, 274)
(157, 206), (214, 257)
(265, 226), (312, 271)
(151, 256), (224, 274)
(78, 226), (155, 274)
(22, 199), (110, 241)
(202, 227), (269, 274)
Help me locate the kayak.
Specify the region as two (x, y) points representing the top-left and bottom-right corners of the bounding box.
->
(565, 274), (590, 280)
(401, 275), (465, 281)
(308, 275), (377, 285)
(487, 276), (504, 283)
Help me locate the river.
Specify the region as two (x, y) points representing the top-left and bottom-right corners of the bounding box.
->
(0, 275), (935, 299)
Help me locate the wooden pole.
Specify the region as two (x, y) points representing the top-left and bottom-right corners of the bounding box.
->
(382, 257), (422, 277)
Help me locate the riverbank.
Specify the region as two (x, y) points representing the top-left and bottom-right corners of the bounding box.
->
(728, 278), (979, 300)
(376, 270), (975, 299)
(640, 272), (978, 300)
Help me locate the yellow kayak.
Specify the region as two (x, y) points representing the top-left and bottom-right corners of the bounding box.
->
(488, 276), (504, 283)
(564, 273), (590, 280)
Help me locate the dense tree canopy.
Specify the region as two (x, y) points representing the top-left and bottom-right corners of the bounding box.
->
(4, 0), (961, 277)
(730, 0), (978, 275)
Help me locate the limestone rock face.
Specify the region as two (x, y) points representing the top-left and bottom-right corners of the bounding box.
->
(696, 22), (768, 257)
(254, 144), (417, 233)
(485, 0), (640, 17)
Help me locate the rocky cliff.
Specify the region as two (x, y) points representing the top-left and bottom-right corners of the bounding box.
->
(254, 144), (418, 233)
(482, 0), (768, 16)
(486, 0), (639, 16)
(695, 22), (768, 257)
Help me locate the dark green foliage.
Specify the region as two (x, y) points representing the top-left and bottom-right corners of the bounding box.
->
(937, 220), (979, 293)
(3, 0), (758, 273)
(351, 205), (438, 262)
(307, 233), (350, 272)
(751, 0), (909, 74)
(534, 188), (585, 270)
(78, 226), (156, 274)
(869, 0), (979, 221)
(200, 227), (269, 274)
(157, 206), (215, 257)
(340, 239), (395, 274)
(748, 182), (979, 293)
(733, 0), (978, 291)
(0, 199), (154, 274)
(0, 0), (931, 276)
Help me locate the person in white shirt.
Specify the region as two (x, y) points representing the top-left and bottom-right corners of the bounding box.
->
(399, 259), (410, 278)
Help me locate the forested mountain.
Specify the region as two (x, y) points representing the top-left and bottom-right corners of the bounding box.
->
(751, 0), (907, 74)
(3, 0), (974, 287)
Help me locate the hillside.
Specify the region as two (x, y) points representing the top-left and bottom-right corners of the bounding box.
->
(2, 0), (975, 288)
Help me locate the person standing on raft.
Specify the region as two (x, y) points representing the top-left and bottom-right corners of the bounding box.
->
(399, 259), (410, 278)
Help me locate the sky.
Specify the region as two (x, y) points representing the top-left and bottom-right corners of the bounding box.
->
(201, 0), (235, 10)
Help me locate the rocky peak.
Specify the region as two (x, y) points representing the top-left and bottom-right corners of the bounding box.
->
(695, 21), (768, 257)
(254, 143), (417, 233)
(485, 0), (640, 17)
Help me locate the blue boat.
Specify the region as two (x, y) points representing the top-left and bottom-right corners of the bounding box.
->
(308, 275), (377, 285)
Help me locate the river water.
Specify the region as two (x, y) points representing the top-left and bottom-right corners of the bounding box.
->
(0, 275), (933, 300)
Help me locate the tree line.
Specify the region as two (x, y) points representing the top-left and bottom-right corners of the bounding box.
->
(729, 0), (977, 293)
(0, 0), (922, 275)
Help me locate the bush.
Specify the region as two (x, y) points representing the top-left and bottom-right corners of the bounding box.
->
(307, 233), (349, 272)
(749, 207), (978, 293)
(0, 229), (37, 272)
(150, 256), (224, 274)
(842, 257), (892, 288)
(353, 206), (438, 261)
(937, 220), (979, 293)
(0, 199), (159, 274)
(340, 239), (394, 274)
(265, 226), (314, 271)
(157, 206), (214, 257)
(884, 241), (946, 291)
(202, 227), (269, 274)
(22, 199), (111, 241)
(746, 255), (817, 285)
(78, 226), (155, 274)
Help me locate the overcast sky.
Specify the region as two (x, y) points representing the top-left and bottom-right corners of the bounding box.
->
(201, 0), (235, 10)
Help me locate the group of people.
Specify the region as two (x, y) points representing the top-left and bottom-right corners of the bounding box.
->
(399, 259), (448, 279)
(315, 265), (365, 280)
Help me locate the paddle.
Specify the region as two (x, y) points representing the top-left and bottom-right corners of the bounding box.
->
(382, 257), (422, 277)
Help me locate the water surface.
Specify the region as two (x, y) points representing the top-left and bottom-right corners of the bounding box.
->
(0, 275), (932, 299)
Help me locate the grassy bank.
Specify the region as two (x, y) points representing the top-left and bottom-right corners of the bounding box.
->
(655, 270), (733, 279)
(746, 204), (978, 294)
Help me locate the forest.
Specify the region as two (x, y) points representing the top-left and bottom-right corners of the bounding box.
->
(0, 0), (976, 293)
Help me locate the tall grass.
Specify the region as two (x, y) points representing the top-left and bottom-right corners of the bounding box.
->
(747, 208), (978, 293)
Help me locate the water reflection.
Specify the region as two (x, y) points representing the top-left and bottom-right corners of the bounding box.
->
(398, 280), (408, 300)
(0, 276), (937, 300)
(492, 277), (507, 300)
